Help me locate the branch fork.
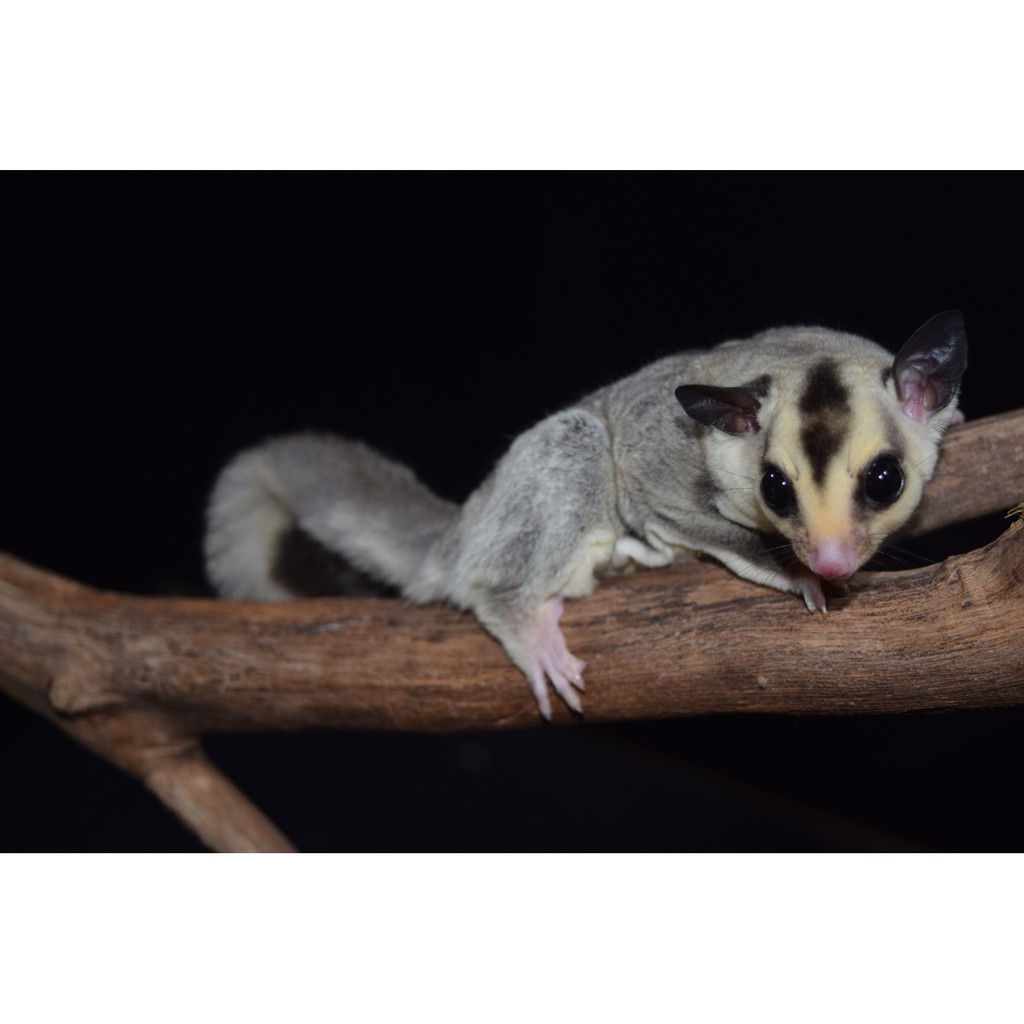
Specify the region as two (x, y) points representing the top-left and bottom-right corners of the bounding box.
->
(3, 410), (1023, 851)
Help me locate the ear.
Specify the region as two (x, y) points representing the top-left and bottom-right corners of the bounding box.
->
(893, 310), (968, 424)
(675, 385), (761, 436)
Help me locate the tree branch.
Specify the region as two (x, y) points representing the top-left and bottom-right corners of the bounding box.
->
(2, 410), (1023, 850)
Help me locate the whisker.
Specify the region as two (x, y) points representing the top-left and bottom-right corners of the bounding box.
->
(866, 545), (936, 572)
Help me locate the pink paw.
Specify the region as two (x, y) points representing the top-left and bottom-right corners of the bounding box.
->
(526, 596), (587, 720)
(783, 563), (828, 613)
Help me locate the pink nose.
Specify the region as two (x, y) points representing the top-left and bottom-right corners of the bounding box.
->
(810, 539), (862, 580)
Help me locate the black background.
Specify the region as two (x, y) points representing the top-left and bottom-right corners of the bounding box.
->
(2, 173), (1021, 852)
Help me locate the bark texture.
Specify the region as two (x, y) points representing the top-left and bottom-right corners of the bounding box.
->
(2, 410), (1022, 851)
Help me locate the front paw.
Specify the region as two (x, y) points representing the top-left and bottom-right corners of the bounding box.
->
(783, 563), (828, 613)
(524, 596), (586, 720)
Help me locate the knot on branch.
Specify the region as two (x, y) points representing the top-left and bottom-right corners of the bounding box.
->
(48, 656), (122, 716)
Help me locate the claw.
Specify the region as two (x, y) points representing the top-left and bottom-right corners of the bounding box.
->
(528, 668), (554, 721)
(542, 655), (584, 714)
(526, 595), (588, 718)
(802, 579), (827, 614)
(784, 564), (827, 613)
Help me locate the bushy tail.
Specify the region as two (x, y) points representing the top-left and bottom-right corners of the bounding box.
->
(204, 433), (458, 600)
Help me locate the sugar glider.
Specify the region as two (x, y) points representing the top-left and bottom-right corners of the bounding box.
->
(205, 310), (968, 719)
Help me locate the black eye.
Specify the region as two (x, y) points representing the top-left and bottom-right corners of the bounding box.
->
(863, 455), (904, 507)
(761, 464), (795, 515)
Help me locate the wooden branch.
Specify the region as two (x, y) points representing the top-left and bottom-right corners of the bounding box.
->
(2, 408), (1024, 851)
(908, 408), (1024, 534)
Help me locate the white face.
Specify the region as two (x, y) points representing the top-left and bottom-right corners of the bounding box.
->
(710, 386), (949, 582)
(675, 315), (966, 584)
(761, 385), (950, 577)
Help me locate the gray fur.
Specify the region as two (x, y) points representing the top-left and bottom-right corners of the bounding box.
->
(205, 314), (967, 718)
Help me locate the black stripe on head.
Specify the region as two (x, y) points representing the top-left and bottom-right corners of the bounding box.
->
(799, 359), (850, 485)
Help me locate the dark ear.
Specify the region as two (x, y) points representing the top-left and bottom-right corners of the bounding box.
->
(675, 385), (761, 436)
(893, 310), (968, 424)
